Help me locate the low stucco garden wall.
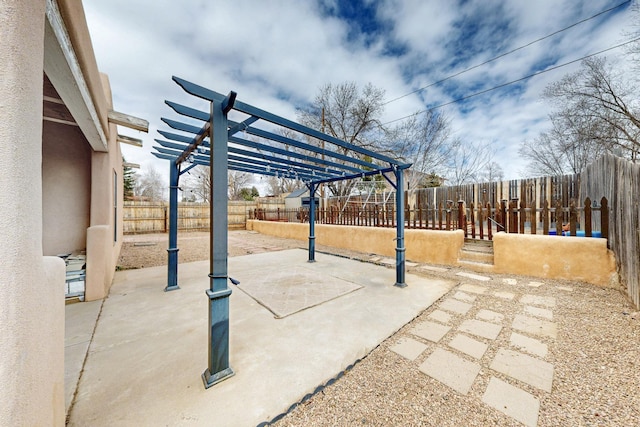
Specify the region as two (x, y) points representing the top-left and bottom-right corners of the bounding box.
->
(246, 220), (617, 287)
(247, 220), (465, 266)
(492, 232), (617, 287)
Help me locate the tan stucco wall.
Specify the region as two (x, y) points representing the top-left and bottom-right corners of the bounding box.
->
(42, 121), (92, 255)
(0, 0), (65, 425)
(84, 73), (123, 301)
(247, 222), (617, 286)
(246, 220), (464, 265)
(492, 233), (618, 286)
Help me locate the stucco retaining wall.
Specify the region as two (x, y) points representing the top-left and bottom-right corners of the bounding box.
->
(492, 232), (618, 287)
(246, 220), (464, 265)
(246, 221), (617, 287)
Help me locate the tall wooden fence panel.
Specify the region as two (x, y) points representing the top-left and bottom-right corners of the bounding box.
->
(123, 198), (285, 233)
(581, 154), (640, 308)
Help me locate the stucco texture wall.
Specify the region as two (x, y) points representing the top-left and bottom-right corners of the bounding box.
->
(492, 233), (617, 286)
(42, 121), (92, 255)
(246, 220), (464, 265)
(0, 0), (65, 425)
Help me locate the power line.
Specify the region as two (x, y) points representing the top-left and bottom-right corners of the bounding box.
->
(382, 36), (640, 126)
(382, 0), (632, 106)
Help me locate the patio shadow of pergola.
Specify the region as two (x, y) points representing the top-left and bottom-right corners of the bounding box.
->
(66, 249), (454, 426)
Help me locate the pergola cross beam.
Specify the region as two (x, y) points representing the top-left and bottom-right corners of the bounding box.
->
(152, 76), (411, 391)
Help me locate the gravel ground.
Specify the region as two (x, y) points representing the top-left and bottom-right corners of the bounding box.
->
(119, 231), (640, 426)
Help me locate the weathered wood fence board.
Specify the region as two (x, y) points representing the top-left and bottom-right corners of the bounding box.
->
(581, 154), (639, 308)
(123, 199), (285, 233)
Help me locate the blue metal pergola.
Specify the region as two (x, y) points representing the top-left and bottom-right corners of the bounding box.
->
(152, 76), (411, 389)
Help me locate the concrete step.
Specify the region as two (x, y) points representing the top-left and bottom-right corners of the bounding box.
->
(458, 259), (496, 274)
(459, 249), (494, 264)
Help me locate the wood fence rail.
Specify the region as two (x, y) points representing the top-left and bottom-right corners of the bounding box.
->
(250, 196), (609, 241)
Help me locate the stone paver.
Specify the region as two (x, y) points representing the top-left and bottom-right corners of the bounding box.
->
(558, 286), (573, 292)
(439, 298), (473, 315)
(390, 337), (428, 361)
(428, 309), (452, 324)
(520, 294), (556, 308)
(476, 309), (504, 324)
(512, 314), (558, 339)
(457, 272), (490, 282)
(494, 291), (515, 300)
(411, 320), (452, 343)
(524, 305), (553, 320)
(458, 319), (502, 340)
(510, 332), (548, 358)
(482, 377), (540, 427)
(527, 281), (544, 288)
(490, 348), (554, 392)
(448, 333), (488, 359)
(418, 265), (449, 273)
(452, 291), (476, 302)
(458, 283), (488, 294)
(419, 348), (481, 395)
(502, 278), (518, 285)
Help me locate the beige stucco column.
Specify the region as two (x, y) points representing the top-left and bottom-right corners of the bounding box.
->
(0, 0), (66, 425)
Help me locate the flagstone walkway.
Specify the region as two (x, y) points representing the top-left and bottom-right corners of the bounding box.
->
(389, 273), (563, 427)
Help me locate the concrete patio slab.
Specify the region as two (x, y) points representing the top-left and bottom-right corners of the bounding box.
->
(66, 249), (454, 427)
(493, 291), (515, 300)
(419, 348), (481, 395)
(411, 320), (452, 343)
(512, 314), (558, 339)
(439, 298), (473, 315)
(428, 309), (452, 324)
(390, 337), (428, 361)
(476, 309), (505, 324)
(458, 283), (488, 294)
(520, 295), (556, 308)
(458, 319), (503, 340)
(482, 377), (540, 427)
(524, 305), (554, 320)
(452, 290), (476, 302)
(490, 348), (554, 392)
(448, 333), (488, 360)
(510, 332), (548, 358)
(64, 300), (103, 413)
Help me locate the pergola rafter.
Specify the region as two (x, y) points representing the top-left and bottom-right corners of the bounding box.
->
(152, 76), (411, 389)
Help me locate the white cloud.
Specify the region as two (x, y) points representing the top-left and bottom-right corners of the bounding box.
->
(84, 0), (638, 183)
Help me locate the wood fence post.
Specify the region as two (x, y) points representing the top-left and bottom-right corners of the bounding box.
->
(542, 200), (549, 235)
(458, 200), (465, 236)
(470, 202), (476, 238)
(487, 202), (493, 240)
(499, 200), (506, 233)
(569, 199), (577, 236)
(555, 200), (563, 236)
(438, 202), (443, 230)
(585, 197), (592, 237)
(519, 201), (525, 234)
(601, 197), (609, 242)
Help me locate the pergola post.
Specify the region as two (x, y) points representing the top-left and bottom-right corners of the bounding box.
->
(165, 160), (180, 291)
(202, 95), (235, 389)
(307, 183), (317, 263)
(394, 167), (407, 288)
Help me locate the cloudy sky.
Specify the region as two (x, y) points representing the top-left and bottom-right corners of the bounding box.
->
(83, 0), (637, 184)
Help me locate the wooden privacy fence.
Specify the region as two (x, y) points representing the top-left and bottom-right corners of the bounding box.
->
(123, 199), (284, 233)
(580, 154), (639, 308)
(250, 196), (609, 241)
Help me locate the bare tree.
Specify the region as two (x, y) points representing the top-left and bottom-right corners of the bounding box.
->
(135, 165), (165, 201)
(264, 175), (301, 196)
(228, 171), (254, 200)
(479, 161), (504, 183)
(387, 111), (456, 190)
(297, 82), (386, 197)
(182, 166), (211, 202)
(543, 57), (640, 161)
(445, 140), (493, 185)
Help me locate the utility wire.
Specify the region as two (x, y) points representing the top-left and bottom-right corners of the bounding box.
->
(382, 0), (632, 106)
(382, 36), (640, 126)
